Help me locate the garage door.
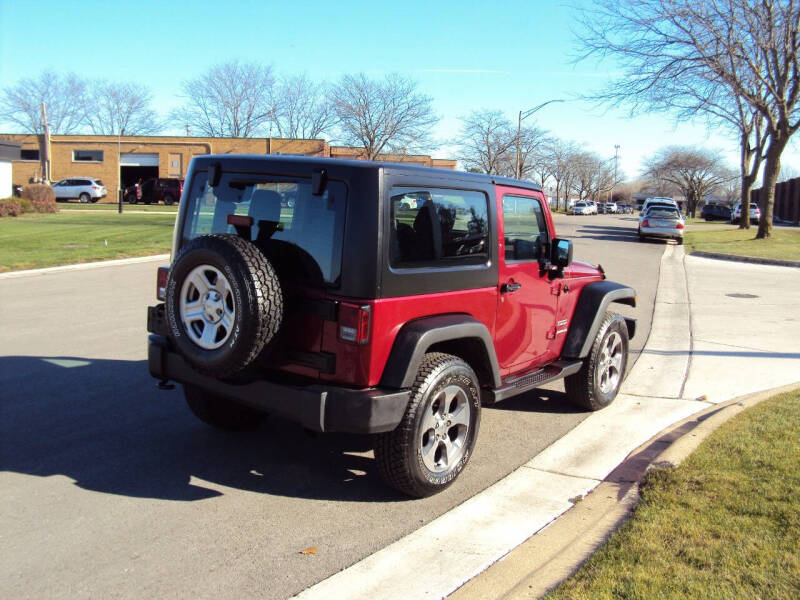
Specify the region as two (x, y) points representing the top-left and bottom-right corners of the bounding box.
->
(120, 153), (159, 167)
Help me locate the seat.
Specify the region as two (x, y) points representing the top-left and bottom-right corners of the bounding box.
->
(248, 189), (283, 243)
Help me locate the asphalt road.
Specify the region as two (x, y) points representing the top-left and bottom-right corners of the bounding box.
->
(0, 213), (664, 599)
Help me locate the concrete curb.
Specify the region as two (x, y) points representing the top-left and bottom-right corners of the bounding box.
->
(449, 381), (800, 600)
(0, 254), (170, 279)
(690, 250), (800, 269)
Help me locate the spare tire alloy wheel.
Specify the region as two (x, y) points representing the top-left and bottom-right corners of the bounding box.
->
(165, 234), (283, 378)
(180, 265), (236, 350)
(375, 353), (481, 497)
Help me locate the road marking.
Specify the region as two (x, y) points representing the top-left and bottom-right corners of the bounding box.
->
(0, 254), (170, 279)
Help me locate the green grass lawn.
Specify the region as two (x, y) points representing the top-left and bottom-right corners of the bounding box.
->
(684, 226), (800, 261)
(0, 211), (176, 272)
(547, 390), (800, 599)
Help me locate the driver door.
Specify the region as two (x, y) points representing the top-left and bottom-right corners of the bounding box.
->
(495, 190), (559, 375)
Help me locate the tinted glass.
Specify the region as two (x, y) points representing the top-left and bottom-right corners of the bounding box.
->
(390, 186), (489, 267)
(503, 195), (548, 261)
(73, 150), (103, 162)
(182, 172), (347, 286)
(647, 207), (680, 219)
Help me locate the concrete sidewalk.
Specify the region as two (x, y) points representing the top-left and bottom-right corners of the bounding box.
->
(294, 246), (800, 600)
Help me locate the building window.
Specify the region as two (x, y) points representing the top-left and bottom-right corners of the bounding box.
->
(73, 150), (103, 162)
(20, 149), (40, 161)
(390, 186), (489, 267)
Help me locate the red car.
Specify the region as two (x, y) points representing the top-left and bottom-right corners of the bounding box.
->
(147, 156), (636, 497)
(125, 178), (184, 205)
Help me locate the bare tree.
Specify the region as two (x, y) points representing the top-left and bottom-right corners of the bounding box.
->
(576, 0), (800, 237)
(0, 70), (87, 134)
(547, 138), (581, 210)
(456, 110), (515, 174)
(171, 61), (277, 137)
(643, 147), (730, 217)
(570, 151), (614, 201)
(329, 73), (439, 160)
(505, 124), (549, 180)
(273, 74), (335, 139)
(83, 81), (163, 135)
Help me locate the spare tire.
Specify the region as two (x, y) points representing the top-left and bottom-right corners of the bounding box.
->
(165, 234), (283, 378)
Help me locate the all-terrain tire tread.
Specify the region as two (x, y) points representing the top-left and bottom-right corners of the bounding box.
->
(564, 311), (626, 411)
(374, 352), (472, 497)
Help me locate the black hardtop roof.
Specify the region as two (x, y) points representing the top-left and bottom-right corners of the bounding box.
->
(192, 154), (543, 193)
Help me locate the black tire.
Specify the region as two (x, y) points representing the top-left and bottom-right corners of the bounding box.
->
(126, 194), (137, 204)
(565, 312), (629, 411)
(165, 234), (283, 378)
(163, 194), (175, 206)
(79, 192), (91, 204)
(677, 237), (684, 245)
(374, 353), (481, 498)
(183, 384), (265, 430)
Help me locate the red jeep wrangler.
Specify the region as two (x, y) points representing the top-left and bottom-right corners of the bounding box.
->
(147, 156), (635, 497)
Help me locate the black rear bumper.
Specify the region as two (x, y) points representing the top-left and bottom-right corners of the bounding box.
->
(148, 334), (410, 434)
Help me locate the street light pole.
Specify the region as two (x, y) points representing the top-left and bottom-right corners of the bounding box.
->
(612, 144), (620, 203)
(515, 99), (565, 180)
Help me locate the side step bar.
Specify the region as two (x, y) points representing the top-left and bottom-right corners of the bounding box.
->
(484, 360), (583, 403)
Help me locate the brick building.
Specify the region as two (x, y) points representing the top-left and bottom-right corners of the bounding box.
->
(0, 134), (457, 200)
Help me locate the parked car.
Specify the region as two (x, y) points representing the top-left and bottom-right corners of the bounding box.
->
(147, 155), (636, 497)
(641, 197), (677, 214)
(571, 201), (592, 215)
(731, 202), (760, 224)
(701, 204), (732, 221)
(618, 203), (634, 214)
(125, 178), (184, 205)
(605, 202), (618, 214)
(598, 203), (609, 214)
(585, 200), (598, 214)
(51, 178), (107, 203)
(638, 204), (685, 244)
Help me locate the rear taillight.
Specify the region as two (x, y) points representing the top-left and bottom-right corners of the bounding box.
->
(642, 219), (649, 227)
(157, 267), (169, 301)
(676, 222), (684, 229)
(339, 303), (371, 345)
(92, 185), (100, 190)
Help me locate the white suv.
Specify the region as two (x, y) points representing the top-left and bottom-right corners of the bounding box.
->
(51, 178), (107, 203)
(731, 202), (761, 224)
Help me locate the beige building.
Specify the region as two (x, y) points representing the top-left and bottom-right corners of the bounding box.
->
(0, 134), (456, 200)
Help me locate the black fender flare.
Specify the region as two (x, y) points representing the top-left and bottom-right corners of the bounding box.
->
(561, 281), (637, 359)
(380, 314), (502, 389)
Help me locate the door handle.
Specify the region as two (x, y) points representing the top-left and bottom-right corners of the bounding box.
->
(501, 282), (522, 293)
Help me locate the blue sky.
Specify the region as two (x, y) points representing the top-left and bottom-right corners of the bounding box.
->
(1, 0), (797, 180)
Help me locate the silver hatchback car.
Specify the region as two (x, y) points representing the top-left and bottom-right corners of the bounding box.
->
(638, 205), (685, 244)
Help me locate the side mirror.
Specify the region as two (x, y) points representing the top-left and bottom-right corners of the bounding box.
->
(551, 238), (573, 269)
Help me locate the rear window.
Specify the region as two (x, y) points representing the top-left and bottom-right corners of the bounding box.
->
(181, 172), (347, 286)
(647, 207), (680, 219)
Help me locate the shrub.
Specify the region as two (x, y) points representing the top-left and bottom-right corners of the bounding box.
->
(21, 184), (58, 213)
(0, 198), (23, 217)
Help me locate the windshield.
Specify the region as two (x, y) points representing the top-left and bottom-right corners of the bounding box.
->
(180, 172), (347, 287)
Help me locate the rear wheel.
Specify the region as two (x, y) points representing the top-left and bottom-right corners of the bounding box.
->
(79, 192), (90, 204)
(374, 353), (481, 497)
(163, 194), (175, 206)
(565, 312), (628, 411)
(126, 194), (137, 204)
(183, 384), (265, 430)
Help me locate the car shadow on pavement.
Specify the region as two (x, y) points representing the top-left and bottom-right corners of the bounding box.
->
(485, 387), (586, 415)
(574, 225), (641, 243)
(0, 355), (405, 504)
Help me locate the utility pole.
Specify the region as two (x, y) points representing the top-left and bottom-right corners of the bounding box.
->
(40, 102), (51, 183)
(515, 99), (565, 179)
(612, 144), (620, 202)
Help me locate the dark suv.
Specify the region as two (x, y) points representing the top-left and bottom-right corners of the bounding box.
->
(701, 203), (731, 221)
(125, 178), (184, 205)
(147, 156), (636, 497)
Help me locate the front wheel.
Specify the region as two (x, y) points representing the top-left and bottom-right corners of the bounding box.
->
(565, 312), (629, 411)
(374, 353), (481, 497)
(163, 195), (175, 206)
(183, 384), (265, 430)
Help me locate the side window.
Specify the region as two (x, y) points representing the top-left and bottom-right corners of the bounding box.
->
(503, 195), (548, 262)
(390, 186), (489, 267)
